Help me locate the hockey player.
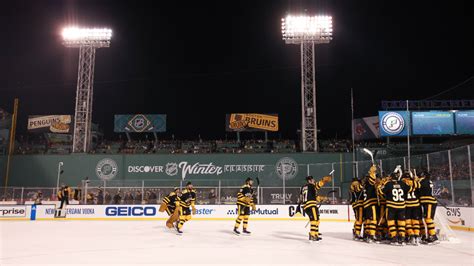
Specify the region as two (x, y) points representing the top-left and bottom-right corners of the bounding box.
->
(382, 169), (410, 245)
(349, 177), (364, 240)
(300, 175), (332, 242)
(176, 182), (196, 234)
(417, 171), (439, 244)
(401, 171), (422, 245)
(376, 175), (389, 242)
(55, 185), (72, 217)
(233, 178), (256, 235)
(159, 188), (181, 230)
(362, 165), (378, 243)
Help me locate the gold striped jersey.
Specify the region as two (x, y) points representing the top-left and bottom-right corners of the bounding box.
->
(350, 180), (364, 208)
(363, 171), (378, 208)
(301, 180), (325, 210)
(376, 178), (389, 205)
(162, 192), (180, 209)
(237, 184), (254, 207)
(383, 180), (410, 209)
(418, 177), (437, 204)
(179, 189), (196, 208)
(401, 177), (421, 207)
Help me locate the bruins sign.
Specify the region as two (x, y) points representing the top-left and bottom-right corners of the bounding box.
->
(226, 113), (278, 132)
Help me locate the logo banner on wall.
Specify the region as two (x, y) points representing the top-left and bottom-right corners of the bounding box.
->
(378, 111), (410, 137)
(226, 113), (278, 132)
(27, 115), (72, 134)
(114, 114), (166, 133)
(353, 116), (380, 141)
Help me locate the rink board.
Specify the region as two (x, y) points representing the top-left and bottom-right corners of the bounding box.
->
(0, 204), (472, 231)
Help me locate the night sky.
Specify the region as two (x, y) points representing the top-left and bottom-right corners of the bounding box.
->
(1, 0), (473, 140)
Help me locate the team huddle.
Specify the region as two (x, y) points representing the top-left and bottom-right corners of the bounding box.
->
(350, 164), (439, 245)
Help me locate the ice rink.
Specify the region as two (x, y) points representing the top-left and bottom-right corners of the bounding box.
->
(1, 220), (473, 265)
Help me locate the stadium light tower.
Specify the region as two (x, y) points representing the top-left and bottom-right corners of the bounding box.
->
(62, 27), (112, 153)
(281, 15), (332, 152)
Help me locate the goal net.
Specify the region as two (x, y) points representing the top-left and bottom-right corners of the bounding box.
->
(433, 209), (460, 243)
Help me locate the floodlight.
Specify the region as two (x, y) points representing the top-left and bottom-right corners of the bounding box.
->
(62, 27), (112, 47)
(281, 15), (332, 44)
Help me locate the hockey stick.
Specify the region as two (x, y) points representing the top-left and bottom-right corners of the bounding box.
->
(362, 148), (375, 164)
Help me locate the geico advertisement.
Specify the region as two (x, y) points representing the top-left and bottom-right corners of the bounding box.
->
(0, 205), (27, 218)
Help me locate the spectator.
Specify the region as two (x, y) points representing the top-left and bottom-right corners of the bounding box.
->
(113, 191), (122, 204)
(97, 188), (104, 204)
(208, 189), (217, 204)
(124, 192), (134, 204)
(135, 191), (142, 204)
(105, 192), (112, 204)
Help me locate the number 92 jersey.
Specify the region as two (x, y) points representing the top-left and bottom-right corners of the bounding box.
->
(382, 180), (410, 209)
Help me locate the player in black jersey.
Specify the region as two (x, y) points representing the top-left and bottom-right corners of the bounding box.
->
(55, 185), (72, 218)
(401, 172), (422, 245)
(176, 182), (196, 234)
(362, 165), (378, 243)
(382, 170), (411, 245)
(350, 177), (364, 240)
(159, 188), (181, 230)
(300, 175), (331, 242)
(417, 171), (439, 244)
(233, 178), (256, 235)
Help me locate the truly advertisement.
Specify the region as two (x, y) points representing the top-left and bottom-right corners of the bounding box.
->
(0, 206), (27, 218)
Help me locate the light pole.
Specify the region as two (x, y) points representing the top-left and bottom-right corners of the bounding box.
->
(281, 15), (333, 152)
(62, 27), (112, 153)
(56, 162), (64, 196)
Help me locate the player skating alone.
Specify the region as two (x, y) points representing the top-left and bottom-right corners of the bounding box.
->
(300, 175), (331, 242)
(159, 188), (181, 231)
(176, 182), (196, 234)
(233, 177), (256, 236)
(55, 185), (72, 218)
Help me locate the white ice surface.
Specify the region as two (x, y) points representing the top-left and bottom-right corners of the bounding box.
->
(1, 220), (473, 266)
